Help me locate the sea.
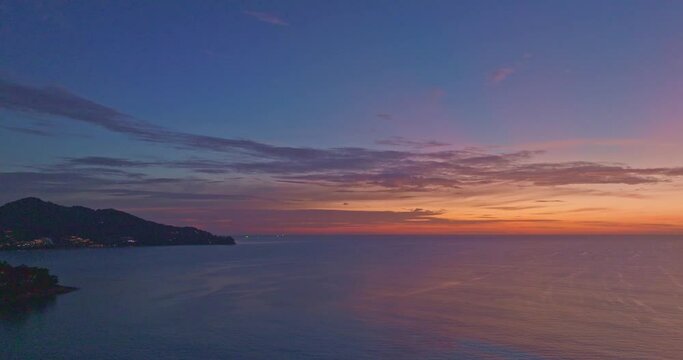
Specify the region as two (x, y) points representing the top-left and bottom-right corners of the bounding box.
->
(2, 235), (683, 359)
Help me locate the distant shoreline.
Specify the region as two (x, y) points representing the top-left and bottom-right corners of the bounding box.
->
(0, 242), (236, 252)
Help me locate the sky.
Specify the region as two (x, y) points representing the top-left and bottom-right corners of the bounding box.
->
(2, 0), (683, 235)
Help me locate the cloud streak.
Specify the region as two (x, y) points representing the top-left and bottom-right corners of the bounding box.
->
(489, 67), (515, 84)
(0, 79), (341, 160)
(375, 136), (450, 149)
(3, 78), (683, 192)
(488, 53), (533, 84)
(243, 11), (289, 26)
(0, 124), (52, 136)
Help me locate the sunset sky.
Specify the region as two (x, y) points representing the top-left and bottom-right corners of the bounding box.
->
(2, 0), (683, 234)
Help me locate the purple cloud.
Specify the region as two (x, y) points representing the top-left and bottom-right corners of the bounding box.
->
(4, 78), (683, 195)
(489, 67), (515, 84)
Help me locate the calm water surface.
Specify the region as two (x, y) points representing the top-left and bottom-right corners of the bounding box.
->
(2, 236), (683, 359)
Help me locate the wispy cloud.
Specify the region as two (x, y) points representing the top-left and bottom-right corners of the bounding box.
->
(375, 136), (450, 149)
(3, 78), (683, 193)
(65, 156), (155, 168)
(489, 67), (516, 84)
(0, 168), (251, 206)
(59, 151), (683, 192)
(243, 11), (289, 26)
(0, 79), (329, 159)
(376, 113), (393, 121)
(488, 53), (533, 85)
(0, 124), (52, 136)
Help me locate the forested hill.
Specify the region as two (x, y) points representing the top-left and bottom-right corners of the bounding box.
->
(0, 197), (235, 250)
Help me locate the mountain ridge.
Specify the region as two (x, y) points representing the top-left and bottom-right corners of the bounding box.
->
(0, 198), (235, 249)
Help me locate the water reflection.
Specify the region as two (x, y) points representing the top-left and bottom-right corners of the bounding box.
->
(0, 296), (57, 325)
(1, 236), (683, 359)
(347, 237), (683, 358)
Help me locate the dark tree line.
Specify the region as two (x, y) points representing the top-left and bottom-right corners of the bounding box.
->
(0, 261), (59, 304)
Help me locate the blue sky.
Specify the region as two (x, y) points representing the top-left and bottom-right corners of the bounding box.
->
(2, 1), (683, 234)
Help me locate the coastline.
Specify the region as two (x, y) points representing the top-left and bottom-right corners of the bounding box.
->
(2, 285), (78, 305)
